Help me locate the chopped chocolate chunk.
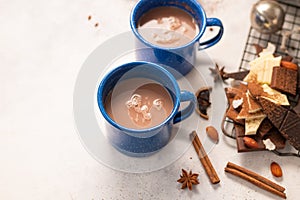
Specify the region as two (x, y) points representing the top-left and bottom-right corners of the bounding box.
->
(237, 94), (265, 120)
(265, 128), (286, 149)
(270, 66), (298, 96)
(257, 118), (273, 138)
(281, 55), (294, 62)
(234, 123), (246, 138)
(258, 97), (288, 128)
(253, 44), (264, 55)
(223, 70), (250, 80)
(238, 82), (248, 93)
(235, 124), (265, 152)
(248, 82), (264, 98)
(279, 111), (300, 151)
(258, 97), (300, 151)
(246, 92), (262, 113)
(225, 87), (242, 104)
(226, 105), (245, 125)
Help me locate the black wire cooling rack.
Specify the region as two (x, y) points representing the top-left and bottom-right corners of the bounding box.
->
(239, 1), (300, 70)
(222, 1), (300, 157)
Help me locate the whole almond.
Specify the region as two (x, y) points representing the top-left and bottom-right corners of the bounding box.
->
(270, 162), (283, 177)
(243, 137), (259, 149)
(206, 126), (219, 143)
(281, 60), (298, 71)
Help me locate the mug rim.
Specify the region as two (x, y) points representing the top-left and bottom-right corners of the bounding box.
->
(130, 0), (207, 50)
(97, 61), (181, 135)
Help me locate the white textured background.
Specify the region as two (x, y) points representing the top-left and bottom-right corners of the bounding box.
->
(1, 0), (299, 199)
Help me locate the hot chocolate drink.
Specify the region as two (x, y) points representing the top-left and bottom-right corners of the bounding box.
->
(137, 6), (199, 47)
(104, 78), (174, 129)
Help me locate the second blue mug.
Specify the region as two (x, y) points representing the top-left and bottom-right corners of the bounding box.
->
(130, 0), (224, 75)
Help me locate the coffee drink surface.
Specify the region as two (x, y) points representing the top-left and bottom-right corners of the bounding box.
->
(137, 6), (199, 48)
(104, 78), (174, 129)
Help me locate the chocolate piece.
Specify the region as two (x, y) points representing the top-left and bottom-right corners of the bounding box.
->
(235, 123), (246, 137)
(226, 105), (245, 125)
(223, 70), (250, 80)
(248, 82), (264, 98)
(258, 97), (300, 151)
(279, 111), (300, 151)
(225, 87), (242, 100)
(237, 93), (265, 120)
(246, 92), (262, 113)
(258, 97), (288, 128)
(281, 55), (294, 62)
(253, 44), (263, 55)
(238, 82), (248, 93)
(265, 128), (286, 149)
(292, 97), (300, 115)
(257, 118), (273, 138)
(225, 87), (244, 106)
(271, 66), (297, 96)
(234, 124), (265, 152)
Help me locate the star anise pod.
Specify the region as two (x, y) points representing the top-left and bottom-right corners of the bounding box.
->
(177, 169), (199, 190)
(209, 63), (227, 82)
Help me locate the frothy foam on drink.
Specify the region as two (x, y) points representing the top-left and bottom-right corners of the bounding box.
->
(125, 94), (167, 124)
(153, 99), (163, 111)
(126, 93), (152, 122)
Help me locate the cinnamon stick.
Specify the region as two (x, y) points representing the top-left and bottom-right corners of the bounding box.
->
(227, 162), (285, 192)
(225, 162), (286, 199)
(191, 131), (220, 184)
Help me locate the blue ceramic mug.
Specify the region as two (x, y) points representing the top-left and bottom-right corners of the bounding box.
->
(130, 0), (224, 75)
(97, 61), (196, 157)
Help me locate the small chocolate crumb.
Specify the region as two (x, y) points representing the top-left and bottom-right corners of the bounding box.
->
(189, 157), (192, 159)
(88, 15), (92, 20)
(209, 27), (214, 32)
(253, 44), (263, 55)
(94, 23), (99, 27)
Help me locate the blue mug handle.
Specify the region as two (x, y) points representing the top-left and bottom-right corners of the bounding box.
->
(198, 18), (224, 50)
(173, 90), (196, 124)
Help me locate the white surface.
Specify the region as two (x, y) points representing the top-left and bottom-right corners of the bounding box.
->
(1, 0), (299, 199)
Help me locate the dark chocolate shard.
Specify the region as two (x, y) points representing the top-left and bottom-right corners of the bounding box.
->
(281, 55), (294, 62)
(265, 128), (286, 149)
(224, 87), (242, 103)
(234, 123), (246, 138)
(257, 118), (273, 138)
(285, 68), (298, 95)
(279, 111), (300, 151)
(253, 44), (263, 55)
(258, 97), (288, 128)
(223, 70), (250, 80)
(258, 97), (300, 151)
